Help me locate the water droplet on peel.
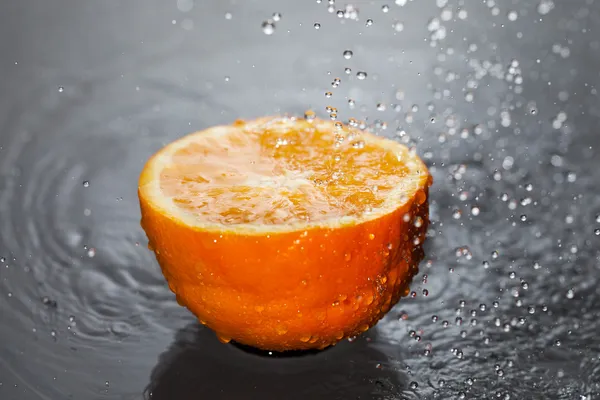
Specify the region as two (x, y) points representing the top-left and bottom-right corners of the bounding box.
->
(58, 86), (64, 93)
(299, 334), (311, 342)
(217, 333), (232, 343)
(82, 181), (90, 187)
(356, 71), (367, 80)
(272, 12), (282, 21)
(314, 22), (321, 29)
(274, 324), (289, 335)
(343, 50), (353, 59)
(365, 18), (374, 27)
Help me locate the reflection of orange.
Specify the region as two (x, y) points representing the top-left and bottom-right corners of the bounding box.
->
(138, 116), (432, 351)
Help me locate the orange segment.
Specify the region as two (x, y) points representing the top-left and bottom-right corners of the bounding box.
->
(138, 116), (432, 351)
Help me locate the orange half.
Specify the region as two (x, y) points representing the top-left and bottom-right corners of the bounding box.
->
(138, 116), (432, 351)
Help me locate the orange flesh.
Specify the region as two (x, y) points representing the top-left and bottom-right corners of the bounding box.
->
(160, 120), (411, 225)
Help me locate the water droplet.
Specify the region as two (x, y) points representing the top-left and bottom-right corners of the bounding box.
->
(566, 289), (574, 299)
(41, 296), (57, 307)
(262, 20), (275, 35)
(356, 71), (367, 80)
(343, 50), (353, 59)
(314, 22), (321, 29)
(216, 334), (231, 344)
(299, 334), (311, 342)
(409, 381), (418, 389)
(365, 18), (374, 27)
(272, 12), (282, 21)
(58, 86), (64, 93)
(381, 5), (390, 13)
(538, 0), (555, 15)
(393, 21), (404, 32)
(82, 180), (90, 187)
(224, 12), (232, 20)
(304, 110), (316, 121)
(176, 0), (194, 12)
(275, 325), (288, 335)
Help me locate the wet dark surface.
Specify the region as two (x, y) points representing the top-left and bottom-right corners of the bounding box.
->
(1, 0), (600, 399)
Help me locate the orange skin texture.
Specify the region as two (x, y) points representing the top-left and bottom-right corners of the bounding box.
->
(139, 191), (430, 351)
(138, 118), (432, 351)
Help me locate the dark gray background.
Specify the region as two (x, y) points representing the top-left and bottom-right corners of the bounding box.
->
(1, 0), (599, 399)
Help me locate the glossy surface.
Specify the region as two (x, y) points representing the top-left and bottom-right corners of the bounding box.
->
(1, 0), (600, 399)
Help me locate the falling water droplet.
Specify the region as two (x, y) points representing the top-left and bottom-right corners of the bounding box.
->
(262, 20), (275, 35)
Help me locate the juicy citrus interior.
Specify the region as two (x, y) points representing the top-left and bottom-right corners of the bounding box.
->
(139, 116), (432, 351)
(160, 120), (416, 226)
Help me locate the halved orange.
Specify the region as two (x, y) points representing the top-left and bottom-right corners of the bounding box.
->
(138, 116), (432, 351)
